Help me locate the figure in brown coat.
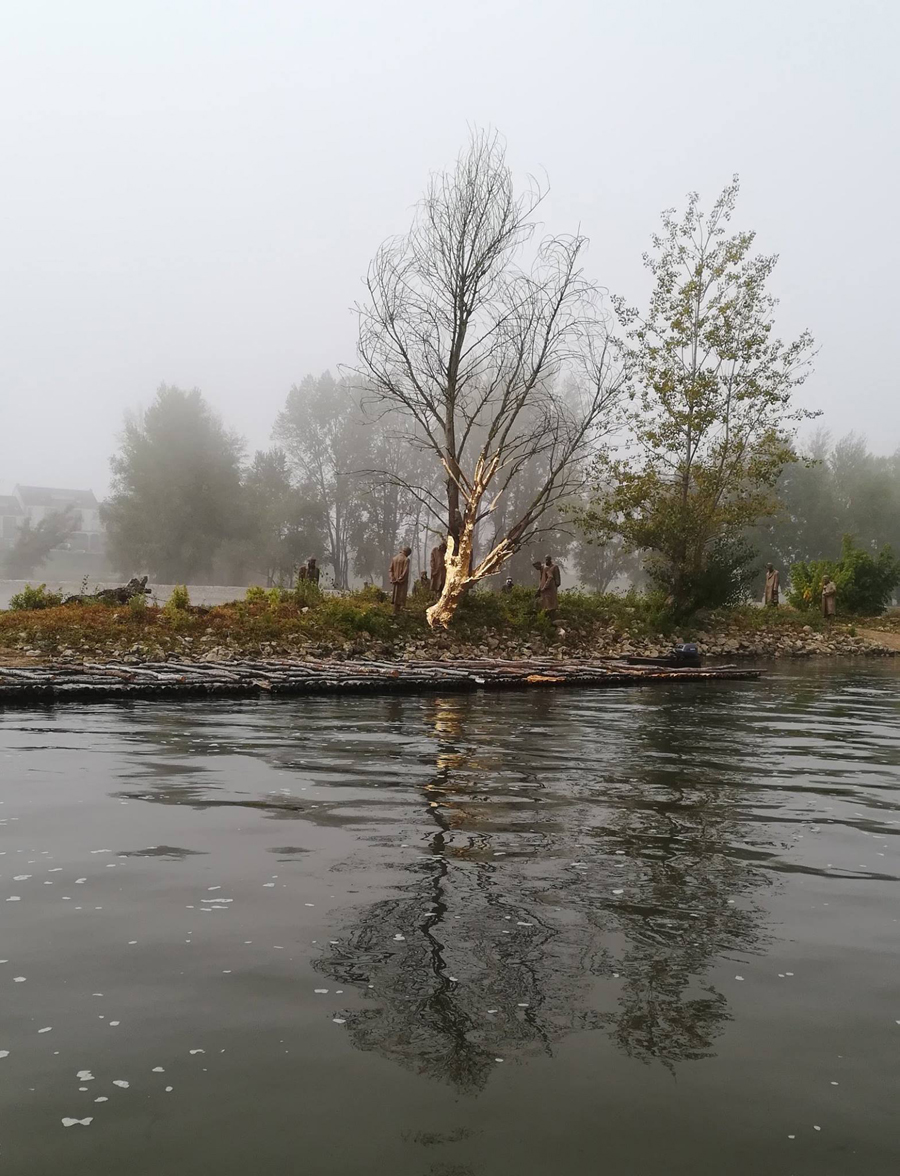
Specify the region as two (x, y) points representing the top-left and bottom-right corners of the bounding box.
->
(429, 540), (448, 595)
(537, 555), (561, 615)
(763, 563), (780, 607)
(390, 547), (412, 614)
(822, 577), (837, 618)
(306, 558), (320, 585)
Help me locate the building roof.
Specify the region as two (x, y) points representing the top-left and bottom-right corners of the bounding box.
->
(0, 495), (23, 515)
(14, 486), (99, 509)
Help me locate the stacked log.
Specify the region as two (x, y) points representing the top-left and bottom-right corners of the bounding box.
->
(0, 657), (761, 706)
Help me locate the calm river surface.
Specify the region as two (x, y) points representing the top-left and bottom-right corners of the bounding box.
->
(1, 664), (899, 1175)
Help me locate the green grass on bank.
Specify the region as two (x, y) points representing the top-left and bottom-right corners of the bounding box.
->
(1, 581), (892, 659)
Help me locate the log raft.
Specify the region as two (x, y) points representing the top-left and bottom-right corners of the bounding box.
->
(0, 657), (761, 706)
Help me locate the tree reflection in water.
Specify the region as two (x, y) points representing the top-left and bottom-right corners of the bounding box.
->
(318, 687), (769, 1088)
(317, 696), (602, 1093)
(111, 686), (771, 1087)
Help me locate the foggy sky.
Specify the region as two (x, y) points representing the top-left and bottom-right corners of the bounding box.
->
(1, 0), (897, 498)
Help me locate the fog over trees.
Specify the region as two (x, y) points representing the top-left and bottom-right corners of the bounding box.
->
(6, 131), (898, 609)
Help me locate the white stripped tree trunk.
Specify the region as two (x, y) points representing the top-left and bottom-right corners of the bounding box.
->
(425, 455), (518, 629)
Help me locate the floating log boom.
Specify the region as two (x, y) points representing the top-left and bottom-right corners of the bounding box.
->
(0, 657), (761, 706)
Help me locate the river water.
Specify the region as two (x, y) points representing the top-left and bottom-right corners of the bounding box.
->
(1, 664), (898, 1175)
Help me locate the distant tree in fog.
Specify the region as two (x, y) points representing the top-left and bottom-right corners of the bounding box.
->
(104, 385), (244, 582)
(765, 430), (900, 571)
(273, 373), (365, 590)
(243, 448), (326, 586)
(3, 508), (76, 579)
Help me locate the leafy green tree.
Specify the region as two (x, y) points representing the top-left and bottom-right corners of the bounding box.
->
(104, 385), (244, 582)
(578, 178), (815, 613)
(3, 508), (76, 578)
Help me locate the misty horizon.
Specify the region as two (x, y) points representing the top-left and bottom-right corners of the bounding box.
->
(2, 0), (898, 499)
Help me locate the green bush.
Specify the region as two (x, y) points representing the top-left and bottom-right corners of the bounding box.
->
(293, 579), (324, 609)
(164, 584), (191, 615)
(8, 583), (64, 611)
(317, 595), (394, 637)
(788, 536), (900, 615)
(244, 585), (269, 604)
(127, 592), (148, 617)
(645, 535), (758, 616)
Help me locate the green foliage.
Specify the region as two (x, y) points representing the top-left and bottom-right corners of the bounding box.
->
(645, 535), (759, 615)
(788, 537), (900, 615)
(578, 178), (815, 614)
(292, 579), (324, 609)
(164, 584), (191, 614)
(8, 583), (64, 611)
(316, 595), (395, 637)
(244, 585), (269, 604)
(127, 592), (148, 617)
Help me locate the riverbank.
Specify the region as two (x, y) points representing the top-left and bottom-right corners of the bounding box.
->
(0, 588), (897, 665)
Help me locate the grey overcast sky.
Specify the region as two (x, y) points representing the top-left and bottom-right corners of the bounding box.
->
(1, 0), (897, 497)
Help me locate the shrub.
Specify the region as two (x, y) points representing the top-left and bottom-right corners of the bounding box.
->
(245, 585), (268, 604)
(645, 535), (758, 616)
(788, 536), (900, 615)
(8, 583), (64, 611)
(164, 584), (191, 614)
(127, 592), (148, 617)
(293, 579), (324, 609)
(317, 595), (394, 637)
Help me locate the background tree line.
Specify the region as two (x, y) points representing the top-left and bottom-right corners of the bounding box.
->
(8, 131), (899, 618)
(96, 375), (635, 592)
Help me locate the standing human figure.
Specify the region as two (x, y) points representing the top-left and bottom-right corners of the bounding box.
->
(537, 555), (561, 616)
(763, 563), (780, 607)
(429, 539), (448, 595)
(412, 570), (430, 598)
(390, 547), (412, 614)
(306, 558), (320, 585)
(822, 576), (837, 618)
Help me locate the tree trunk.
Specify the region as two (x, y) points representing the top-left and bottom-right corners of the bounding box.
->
(426, 522), (473, 628)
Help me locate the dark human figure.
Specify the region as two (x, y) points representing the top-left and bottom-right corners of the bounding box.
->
(822, 576), (837, 618)
(306, 558), (320, 585)
(763, 563), (780, 607)
(537, 555), (561, 615)
(413, 569), (431, 598)
(501, 576), (514, 594)
(297, 564), (308, 582)
(430, 539), (448, 595)
(390, 547), (412, 614)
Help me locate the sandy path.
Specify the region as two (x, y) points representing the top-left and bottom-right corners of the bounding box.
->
(859, 628), (900, 651)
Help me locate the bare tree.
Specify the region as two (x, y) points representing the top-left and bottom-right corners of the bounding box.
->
(355, 130), (623, 626)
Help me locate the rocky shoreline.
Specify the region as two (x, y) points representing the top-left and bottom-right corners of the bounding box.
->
(6, 624), (893, 668)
